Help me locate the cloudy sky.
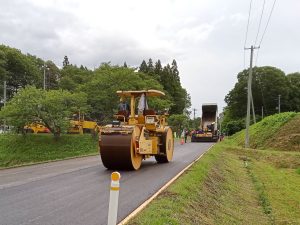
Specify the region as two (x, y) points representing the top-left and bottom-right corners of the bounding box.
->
(1, 0), (299, 116)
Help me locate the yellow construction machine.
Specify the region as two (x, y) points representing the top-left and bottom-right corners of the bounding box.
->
(99, 90), (174, 170)
(24, 123), (50, 134)
(69, 113), (98, 134)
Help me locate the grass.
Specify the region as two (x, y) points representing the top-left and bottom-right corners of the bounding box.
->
(229, 112), (299, 150)
(0, 133), (98, 168)
(128, 144), (223, 225)
(252, 158), (300, 224)
(128, 144), (270, 225)
(228, 146), (300, 224)
(128, 113), (300, 225)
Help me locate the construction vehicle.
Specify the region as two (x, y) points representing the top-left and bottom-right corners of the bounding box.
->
(24, 123), (50, 134)
(99, 90), (174, 170)
(191, 103), (219, 142)
(68, 113), (98, 134)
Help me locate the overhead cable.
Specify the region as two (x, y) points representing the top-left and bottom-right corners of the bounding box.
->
(254, 0), (266, 46)
(255, 0), (277, 65)
(244, 0), (253, 68)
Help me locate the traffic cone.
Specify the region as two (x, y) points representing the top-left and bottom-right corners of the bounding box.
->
(181, 138), (184, 145)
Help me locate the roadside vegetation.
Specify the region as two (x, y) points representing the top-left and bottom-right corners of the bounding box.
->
(0, 45), (191, 137)
(0, 134), (98, 168)
(128, 113), (300, 225)
(221, 67), (300, 135)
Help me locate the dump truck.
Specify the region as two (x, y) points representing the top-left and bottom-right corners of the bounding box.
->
(191, 103), (219, 142)
(99, 90), (174, 170)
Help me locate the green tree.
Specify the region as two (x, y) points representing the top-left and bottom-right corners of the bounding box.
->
(171, 59), (180, 82)
(286, 72), (300, 112)
(0, 86), (89, 137)
(188, 116), (201, 130)
(154, 59), (162, 82)
(145, 58), (160, 81)
(160, 63), (190, 114)
(39, 89), (89, 137)
(147, 58), (154, 74)
(0, 86), (42, 132)
(59, 65), (93, 92)
(168, 114), (189, 136)
(139, 60), (148, 73)
(0, 49), (8, 105)
(222, 66), (298, 135)
(63, 56), (70, 67)
(138, 58), (190, 115)
(79, 65), (172, 122)
(45, 60), (61, 90)
(223, 118), (245, 136)
(0, 45), (41, 100)
(225, 66), (290, 119)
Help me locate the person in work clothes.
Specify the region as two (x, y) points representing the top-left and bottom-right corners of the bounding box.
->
(184, 129), (189, 143)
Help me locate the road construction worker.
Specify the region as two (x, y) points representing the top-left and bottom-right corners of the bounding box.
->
(137, 93), (148, 115)
(184, 128), (189, 143)
(118, 97), (130, 117)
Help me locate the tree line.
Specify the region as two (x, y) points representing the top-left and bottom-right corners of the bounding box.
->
(0, 45), (191, 136)
(222, 66), (300, 135)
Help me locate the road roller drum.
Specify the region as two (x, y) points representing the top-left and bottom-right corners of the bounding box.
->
(100, 126), (142, 170)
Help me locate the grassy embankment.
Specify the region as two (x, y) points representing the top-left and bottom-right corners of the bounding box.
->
(0, 134), (98, 168)
(128, 112), (300, 225)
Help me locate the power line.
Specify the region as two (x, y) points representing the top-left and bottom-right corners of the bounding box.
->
(255, 0), (277, 65)
(254, 0), (266, 46)
(258, 0), (277, 46)
(243, 0), (253, 68)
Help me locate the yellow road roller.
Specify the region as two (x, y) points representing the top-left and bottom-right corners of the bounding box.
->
(99, 90), (174, 170)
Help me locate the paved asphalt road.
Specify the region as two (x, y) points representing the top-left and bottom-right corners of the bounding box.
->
(0, 142), (213, 225)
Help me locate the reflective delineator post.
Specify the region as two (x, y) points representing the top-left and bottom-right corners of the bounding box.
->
(108, 172), (121, 225)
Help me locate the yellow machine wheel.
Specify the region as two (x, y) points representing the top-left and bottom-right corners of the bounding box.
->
(100, 126), (142, 170)
(155, 127), (174, 163)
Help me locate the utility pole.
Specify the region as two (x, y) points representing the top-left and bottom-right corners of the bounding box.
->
(262, 106), (264, 119)
(278, 95), (281, 113)
(245, 45), (259, 148)
(192, 108), (197, 129)
(3, 81), (6, 106)
(219, 113), (224, 136)
(251, 91), (256, 123)
(193, 108), (197, 120)
(3, 81), (6, 132)
(43, 62), (46, 90)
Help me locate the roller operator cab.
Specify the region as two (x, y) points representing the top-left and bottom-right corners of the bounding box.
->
(192, 103), (219, 142)
(98, 90), (174, 170)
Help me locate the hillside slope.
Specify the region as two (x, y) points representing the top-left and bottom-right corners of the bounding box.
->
(265, 114), (300, 151)
(230, 112), (299, 151)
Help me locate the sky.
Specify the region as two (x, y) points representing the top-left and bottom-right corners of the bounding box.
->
(0, 0), (299, 117)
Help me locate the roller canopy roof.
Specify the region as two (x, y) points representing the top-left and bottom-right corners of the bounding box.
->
(116, 90), (165, 97)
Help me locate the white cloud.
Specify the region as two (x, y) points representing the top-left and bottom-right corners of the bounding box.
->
(0, 0), (299, 116)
